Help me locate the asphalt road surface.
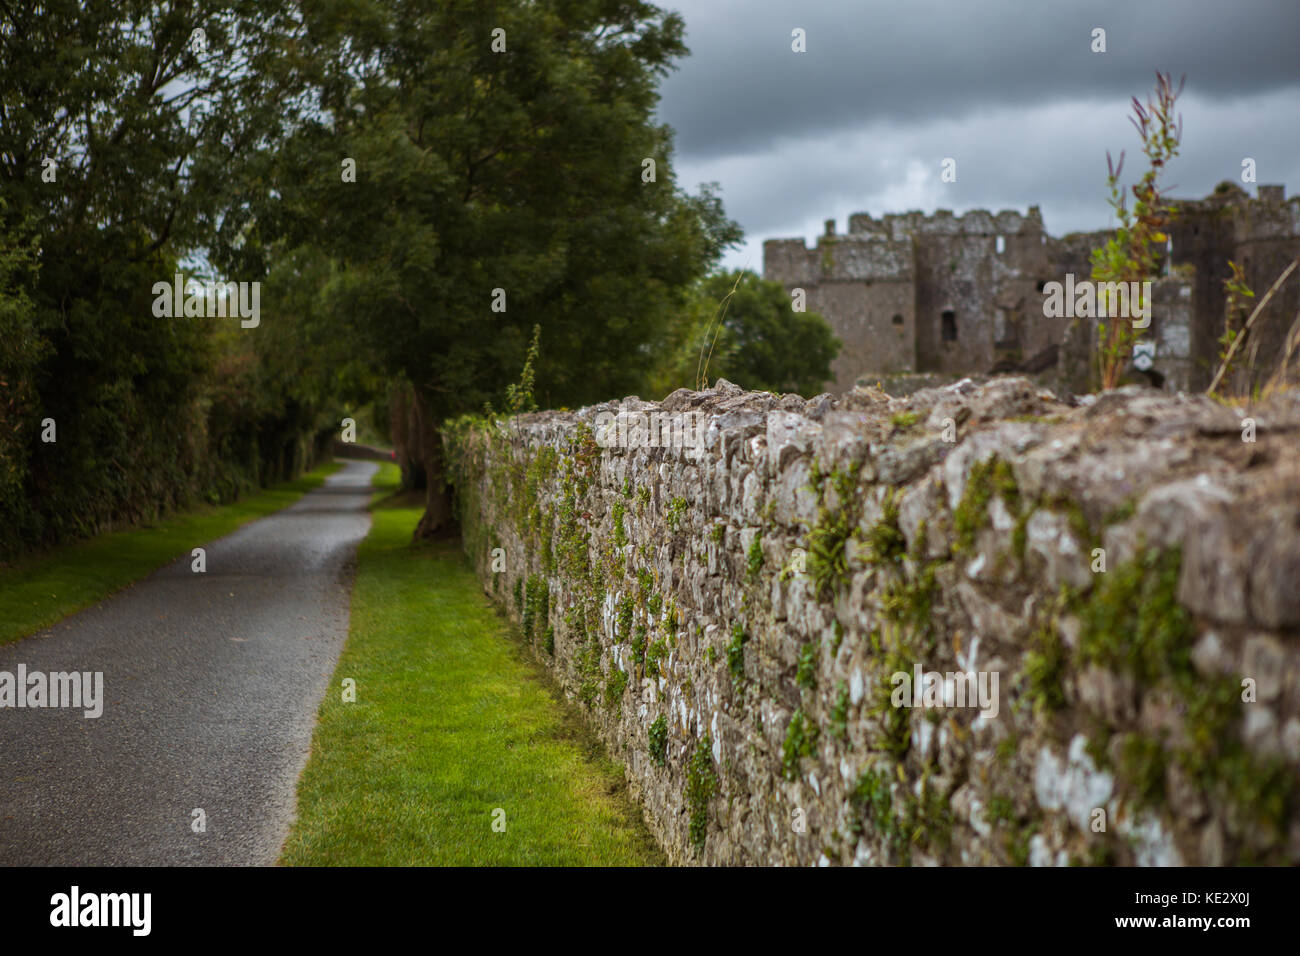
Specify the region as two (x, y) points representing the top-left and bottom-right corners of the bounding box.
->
(0, 460), (378, 865)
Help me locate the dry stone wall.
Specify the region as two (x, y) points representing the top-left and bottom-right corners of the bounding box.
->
(451, 378), (1300, 866)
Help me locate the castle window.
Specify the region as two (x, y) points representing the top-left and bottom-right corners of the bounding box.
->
(995, 235), (1006, 254)
(942, 310), (957, 342)
(892, 314), (904, 326)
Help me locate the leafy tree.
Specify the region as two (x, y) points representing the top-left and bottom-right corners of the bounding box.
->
(0, 207), (42, 553)
(260, 0), (740, 536)
(0, 1), (330, 556)
(649, 270), (839, 397)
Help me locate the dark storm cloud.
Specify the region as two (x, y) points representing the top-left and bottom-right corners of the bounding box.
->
(652, 0), (1300, 272)
(657, 0), (1300, 161)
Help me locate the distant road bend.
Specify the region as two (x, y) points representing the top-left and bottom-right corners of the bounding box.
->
(0, 460), (378, 865)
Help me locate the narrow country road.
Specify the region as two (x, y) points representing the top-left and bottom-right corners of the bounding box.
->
(0, 460), (378, 865)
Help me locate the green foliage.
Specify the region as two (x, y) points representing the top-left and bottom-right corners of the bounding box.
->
(523, 575), (549, 642)
(880, 563), (938, 647)
(806, 463), (863, 600)
(0, 211), (41, 548)
(617, 594), (635, 639)
(686, 735), (718, 854)
(851, 766), (951, 864)
(781, 708), (819, 781)
(1215, 260), (1255, 394)
(890, 411), (920, 430)
(1076, 546), (1191, 684)
(868, 628), (914, 762)
(604, 667), (629, 710)
(504, 325), (542, 414)
(727, 623), (749, 690)
(746, 534), (764, 580)
(1071, 545), (1295, 859)
(0, 6), (344, 560)
(1089, 72), (1184, 390)
(636, 567), (654, 602)
(648, 715), (669, 768)
(1024, 621), (1068, 715)
(829, 682), (851, 741)
(612, 500), (628, 549)
(646, 638), (669, 679)
(851, 768), (895, 841)
(953, 456), (1017, 554)
(1118, 733), (1168, 808)
(808, 506), (852, 600)
(666, 497), (688, 532)
(866, 490), (906, 565)
(796, 641), (819, 689)
(1011, 508), (1032, 563)
(275, 1), (739, 522)
(576, 635), (603, 710)
(631, 625), (648, 669)
(650, 270), (839, 397)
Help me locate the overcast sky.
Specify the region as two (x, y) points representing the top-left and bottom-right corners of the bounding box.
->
(653, 0), (1300, 273)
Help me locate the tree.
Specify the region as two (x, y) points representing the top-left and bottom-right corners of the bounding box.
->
(0, 205), (42, 554)
(649, 270), (840, 397)
(261, 0), (740, 537)
(0, 1), (331, 555)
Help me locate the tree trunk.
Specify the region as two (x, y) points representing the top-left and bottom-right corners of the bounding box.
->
(390, 384), (426, 490)
(410, 386), (455, 540)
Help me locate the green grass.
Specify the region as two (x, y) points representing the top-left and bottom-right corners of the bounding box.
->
(0, 461), (343, 645)
(279, 463), (663, 866)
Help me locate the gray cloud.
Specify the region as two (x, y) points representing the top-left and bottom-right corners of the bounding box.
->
(658, 0), (1300, 160)
(653, 0), (1300, 271)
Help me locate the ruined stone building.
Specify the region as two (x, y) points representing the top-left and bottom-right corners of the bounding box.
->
(763, 184), (1300, 394)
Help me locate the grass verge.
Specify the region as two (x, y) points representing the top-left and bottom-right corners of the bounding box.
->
(0, 461), (342, 645)
(279, 463), (662, 866)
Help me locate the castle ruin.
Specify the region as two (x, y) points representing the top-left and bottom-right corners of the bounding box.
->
(763, 184), (1300, 394)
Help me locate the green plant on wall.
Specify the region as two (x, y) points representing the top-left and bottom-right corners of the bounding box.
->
(796, 640), (819, 689)
(648, 715), (669, 768)
(866, 488), (906, 566)
(727, 623), (749, 691)
(686, 735), (718, 854)
(806, 463), (861, 600)
(666, 496), (688, 532)
(781, 708), (819, 781)
(747, 533), (764, 580)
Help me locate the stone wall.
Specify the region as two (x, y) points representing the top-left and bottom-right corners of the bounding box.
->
(450, 378), (1300, 866)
